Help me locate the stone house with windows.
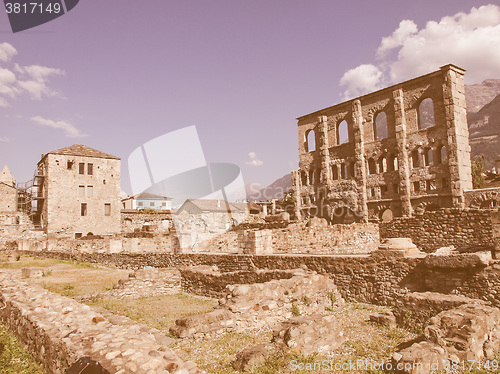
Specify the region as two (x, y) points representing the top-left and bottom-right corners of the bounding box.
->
(133, 192), (172, 211)
(292, 64), (472, 222)
(34, 144), (121, 238)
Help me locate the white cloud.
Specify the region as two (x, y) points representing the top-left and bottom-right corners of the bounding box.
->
(0, 137), (11, 142)
(339, 64), (384, 100)
(245, 152), (263, 166)
(340, 4), (500, 98)
(0, 43), (17, 62)
(31, 116), (86, 138)
(16, 65), (65, 100)
(376, 20), (418, 58)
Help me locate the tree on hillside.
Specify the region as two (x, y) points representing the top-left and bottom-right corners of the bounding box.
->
(472, 155), (486, 189)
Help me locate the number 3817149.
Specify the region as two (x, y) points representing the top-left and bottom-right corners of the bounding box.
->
(5, 2), (62, 14)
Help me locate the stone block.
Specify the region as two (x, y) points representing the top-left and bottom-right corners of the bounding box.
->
(424, 251), (491, 268)
(21, 267), (45, 278)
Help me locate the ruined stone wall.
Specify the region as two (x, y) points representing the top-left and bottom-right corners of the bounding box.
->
(19, 250), (500, 309)
(0, 271), (200, 374)
(0, 182), (17, 211)
(121, 212), (172, 233)
(380, 208), (494, 252)
(464, 187), (500, 209)
(293, 64), (472, 222)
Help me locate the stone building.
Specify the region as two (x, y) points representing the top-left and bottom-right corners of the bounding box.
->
(0, 165), (17, 212)
(34, 144), (121, 238)
(292, 64), (472, 222)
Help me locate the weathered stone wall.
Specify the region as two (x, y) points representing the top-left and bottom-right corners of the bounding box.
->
(0, 271), (200, 374)
(380, 208), (494, 252)
(121, 212), (172, 234)
(464, 187), (500, 209)
(19, 249), (500, 309)
(0, 182), (17, 212)
(0, 211), (35, 247)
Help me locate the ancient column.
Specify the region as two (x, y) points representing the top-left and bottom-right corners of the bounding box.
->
(318, 115), (331, 185)
(291, 170), (302, 221)
(441, 64), (472, 208)
(393, 88), (412, 217)
(352, 100), (368, 222)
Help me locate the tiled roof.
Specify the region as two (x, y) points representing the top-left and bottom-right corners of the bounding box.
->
(180, 199), (248, 213)
(135, 192), (171, 200)
(47, 144), (120, 160)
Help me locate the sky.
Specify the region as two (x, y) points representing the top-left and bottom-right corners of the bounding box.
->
(0, 0), (499, 195)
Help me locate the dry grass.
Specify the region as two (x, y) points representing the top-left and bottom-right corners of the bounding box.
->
(87, 294), (218, 334)
(0, 256), (130, 297)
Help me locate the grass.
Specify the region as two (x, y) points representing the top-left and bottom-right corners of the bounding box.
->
(0, 324), (45, 374)
(87, 294), (218, 334)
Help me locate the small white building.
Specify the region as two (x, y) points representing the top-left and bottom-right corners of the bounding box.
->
(122, 192), (172, 211)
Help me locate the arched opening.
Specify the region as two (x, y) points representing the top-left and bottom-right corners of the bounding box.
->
(380, 208), (393, 222)
(301, 171), (307, 186)
(418, 98), (435, 130)
(374, 111), (388, 140)
(337, 120), (349, 145)
(368, 158), (376, 174)
(309, 169), (314, 185)
(332, 165), (339, 180)
(480, 199), (498, 209)
(340, 163), (346, 179)
(435, 145), (447, 164)
(306, 129), (316, 152)
(424, 148), (433, 166)
(411, 149), (420, 169)
(387, 154), (397, 171)
(378, 155), (387, 173)
(348, 162), (356, 179)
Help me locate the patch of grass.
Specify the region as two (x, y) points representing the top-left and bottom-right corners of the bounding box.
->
(87, 293), (217, 334)
(253, 349), (321, 374)
(291, 304), (301, 317)
(301, 295), (311, 306)
(0, 324), (45, 374)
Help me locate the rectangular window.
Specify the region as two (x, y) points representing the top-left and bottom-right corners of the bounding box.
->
(138, 202), (143, 207)
(150, 202), (155, 207)
(104, 203), (111, 216)
(81, 203), (87, 216)
(78, 185), (85, 197)
(162, 202), (167, 206)
(426, 180), (436, 191)
(79, 163), (85, 174)
(67, 161), (73, 170)
(413, 181), (420, 193)
(75, 233), (82, 239)
(87, 186), (93, 197)
(87, 163), (93, 175)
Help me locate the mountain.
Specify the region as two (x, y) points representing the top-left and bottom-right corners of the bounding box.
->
(247, 174), (292, 201)
(465, 79), (500, 113)
(467, 92), (500, 168)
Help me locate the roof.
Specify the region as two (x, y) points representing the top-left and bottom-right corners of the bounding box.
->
(177, 199), (249, 213)
(0, 165), (15, 186)
(135, 192), (172, 200)
(44, 144), (120, 160)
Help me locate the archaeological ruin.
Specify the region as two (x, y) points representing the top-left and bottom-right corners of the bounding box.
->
(1, 64), (500, 373)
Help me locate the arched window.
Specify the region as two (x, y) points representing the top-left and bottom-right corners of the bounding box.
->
(337, 120), (349, 145)
(378, 155), (387, 173)
(301, 171), (307, 186)
(340, 163), (346, 179)
(411, 149), (420, 168)
(309, 169), (314, 184)
(306, 129), (316, 152)
(424, 148), (433, 166)
(368, 158), (376, 174)
(387, 154), (397, 171)
(374, 111), (388, 140)
(332, 165), (339, 180)
(436, 145), (447, 164)
(418, 98), (435, 130)
(348, 162), (356, 178)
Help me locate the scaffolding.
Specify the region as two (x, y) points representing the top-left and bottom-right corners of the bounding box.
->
(16, 168), (45, 230)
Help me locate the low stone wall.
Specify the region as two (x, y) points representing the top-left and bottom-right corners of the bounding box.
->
(0, 271), (201, 374)
(121, 212), (172, 234)
(380, 209), (495, 252)
(19, 250), (500, 309)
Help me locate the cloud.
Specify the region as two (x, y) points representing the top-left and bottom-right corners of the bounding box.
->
(0, 45), (64, 105)
(31, 116), (87, 138)
(340, 4), (500, 98)
(339, 64), (384, 100)
(245, 152), (263, 166)
(0, 137), (11, 143)
(0, 43), (17, 62)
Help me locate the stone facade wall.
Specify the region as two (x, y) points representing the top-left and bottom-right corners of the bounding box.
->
(0, 211), (34, 244)
(293, 65), (472, 222)
(19, 249), (500, 309)
(38, 153), (121, 238)
(464, 187), (500, 209)
(380, 208), (494, 252)
(0, 271), (200, 374)
(0, 182), (17, 212)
